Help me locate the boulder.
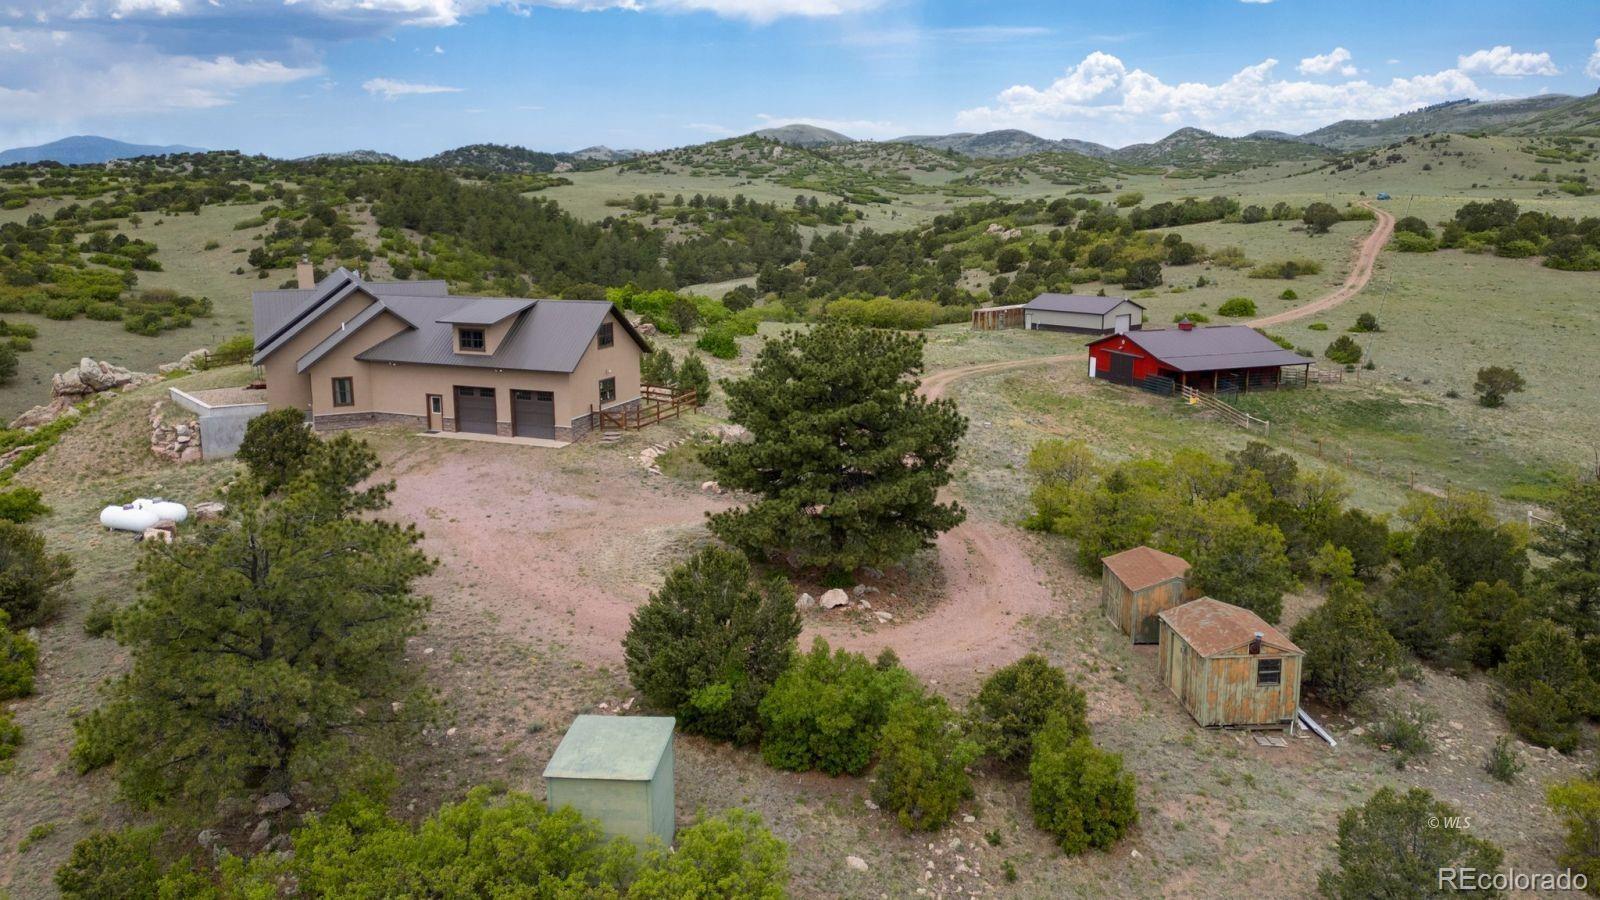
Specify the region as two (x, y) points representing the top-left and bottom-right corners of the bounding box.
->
(700, 480), (721, 494)
(193, 501), (226, 521)
(9, 397), (79, 430)
(50, 358), (154, 399)
(797, 592), (815, 609)
(845, 856), (869, 872)
(196, 829), (221, 849)
(255, 792), (291, 815)
(249, 819), (272, 846)
(179, 447), (203, 464)
(637, 322), (658, 336)
(820, 588), (850, 610)
(158, 348), (211, 374)
(142, 526), (174, 544)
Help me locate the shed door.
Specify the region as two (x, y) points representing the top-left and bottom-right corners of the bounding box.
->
(1114, 313), (1132, 335)
(512, 390), (555, 438)
(454, 386), (497, 434)
(1108, 352), (1136, 386)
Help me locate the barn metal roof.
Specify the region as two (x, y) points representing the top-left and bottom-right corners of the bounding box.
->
(1098, 325), (1309, 373)
(1159, 597), (1302, 657)
(543, 715), (674, 781)
(1026, 293), (1144, 315)
(1102, 546), (1190, 592)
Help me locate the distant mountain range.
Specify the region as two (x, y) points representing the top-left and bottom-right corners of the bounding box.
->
(750, 124), (854, 147)
(0, 135), (204, 165)
(894, 130), (1115, 159)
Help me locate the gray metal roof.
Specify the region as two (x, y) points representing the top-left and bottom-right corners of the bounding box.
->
(543, 715), (674, 781)
(1026, 293), (1143, 315)
(1109, 326), (1309, 373)
(251, 275), (450, 350)
(358, 297), (648, 373)
(435, 298), (535, 326)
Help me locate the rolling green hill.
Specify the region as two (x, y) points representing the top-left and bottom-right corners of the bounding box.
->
(1300, 95), (1581, 149)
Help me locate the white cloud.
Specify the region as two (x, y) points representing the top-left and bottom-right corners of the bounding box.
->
(362, 77), (464, 99)
(433, 44), (445, 53)
(956, 51), (1487, 146)
(1298, 47), (1356, 77)
(1457, 45), (1558, 77)
(753, 113), (900, 138)
(1586, 38), (1600, 80)
(0, 26), (318, 130)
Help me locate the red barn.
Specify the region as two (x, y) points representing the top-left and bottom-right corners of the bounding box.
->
(1087, 321), (1311, 393)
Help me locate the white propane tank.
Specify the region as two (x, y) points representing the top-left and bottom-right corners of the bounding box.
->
(137, 498), (189, 523)
(100, 504), (162, 532)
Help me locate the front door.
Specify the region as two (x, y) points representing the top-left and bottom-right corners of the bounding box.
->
(454, 386), (497, 434)
(426, 394), (443, 432)
(1108, 352), (1136, 385)
(512, 390), (555, 438)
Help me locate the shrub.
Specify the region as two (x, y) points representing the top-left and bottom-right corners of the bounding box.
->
(206, 334), (255, 367)
(1483, 735), (1524, 784)
(1391, 231), (1438, 253)
(1362, 700), (1437, 769)
(235, 407), (319, 493)
(1172, 311), (1209, 323)
(1473, 365), (1525, 408)
(0, 709), (19, 766)
(758, 638), (914, 776)
(1324, 335), (1363, 365)
(0, 343), (16, 384)
(871, 691), (978, 831)
(1351, 313), (1380, 333)
(640, 349), (677, 387)
(1216, 297), (1256, 317)
(1496, 239), (1538, 259)
(0, 521), (74, 626)
(1496, 619), (1594, 752)
(82, 597), (117, 638)
(1028, 718), (1137, 855)
(696, 326), (738, 360)
(1290, 579), (1399, 710)
(1394, 216), (1433, 238)
(42, 299), (80, 321)
(54, 826), (171, 899)
(0, 487), (49, 523)
(1317, 787), (1504, 899)
(84, 302), (123, 322)
(628, 809), (790, 899)
(1114, 191), (1144, 208)
(1547, 778), (1600, 890)
(1308, 322), (1329, 331)
(969, 654), (1087, 768)
(1378, 560), (1454, 661)
(676, 354), (711, 404)
(1278, 288), (1297, 300)
(623, 547), (800, 745)
(1249, 258), (1322, 279)
(0, 611), (38, 701)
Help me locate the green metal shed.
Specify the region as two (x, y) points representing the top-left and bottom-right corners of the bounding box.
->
(543, 715), (676, 847)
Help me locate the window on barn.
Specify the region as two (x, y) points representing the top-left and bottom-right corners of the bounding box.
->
(599, 377), (616, 404)
(1256, 658), (1282, 686)
(598, 322), (614, 348)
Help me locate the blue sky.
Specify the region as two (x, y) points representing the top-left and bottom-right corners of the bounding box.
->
(0, 0), (1595, 157)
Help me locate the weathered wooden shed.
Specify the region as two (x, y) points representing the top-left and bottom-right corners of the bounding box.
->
(543, 715), (676, 847)
(1157, 598), (1303, 729)
(1101, 546), (1190, 644)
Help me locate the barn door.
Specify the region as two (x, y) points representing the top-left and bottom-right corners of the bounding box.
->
(1108, 352), (1135, 386)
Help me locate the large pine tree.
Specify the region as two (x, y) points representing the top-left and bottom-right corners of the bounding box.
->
(703, 324), (966, 575)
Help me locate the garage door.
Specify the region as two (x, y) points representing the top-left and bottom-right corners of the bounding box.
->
(512, 389), (555, 439)
(454, 386), (497, 434)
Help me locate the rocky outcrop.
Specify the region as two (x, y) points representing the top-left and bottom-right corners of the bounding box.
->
(158, 348), (211, 374)
(149, 401), (202, 464)
(9, 357), (157, 430)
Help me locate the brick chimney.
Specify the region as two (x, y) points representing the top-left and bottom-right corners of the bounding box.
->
(1177, 317), (1194, 332)
(296, 256), (315, 290)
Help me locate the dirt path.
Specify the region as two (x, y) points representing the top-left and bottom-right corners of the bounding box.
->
(1249, 201), (1394, 328)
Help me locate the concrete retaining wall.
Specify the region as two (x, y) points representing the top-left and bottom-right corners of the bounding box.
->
(168, 388), (268, 458)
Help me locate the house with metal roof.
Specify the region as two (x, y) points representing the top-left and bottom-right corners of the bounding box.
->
(251, 262), (649, 442)
(1087, 320), (1311, 393)
(1157, 597), (1304, 728)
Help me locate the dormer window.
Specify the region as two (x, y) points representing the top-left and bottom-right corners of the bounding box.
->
(458, 328), (486, 352)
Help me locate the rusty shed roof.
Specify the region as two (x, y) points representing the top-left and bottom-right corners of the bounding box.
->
(1102, 546), (1190, 592)
(1158, 597), (1302, 657)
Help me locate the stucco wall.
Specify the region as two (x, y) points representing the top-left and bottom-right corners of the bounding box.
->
(261, 289), (381, 413)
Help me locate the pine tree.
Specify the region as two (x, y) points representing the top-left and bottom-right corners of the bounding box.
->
(703, 324), (966, 575)
(1318, 787), (1504, 898)
(1291, 579), (1401, 710)
(73, 436), (434, 814)
(1496, 619), (1595, 753)
(1534, 478), (1600, 646)
(1379, 560), (1455, 661)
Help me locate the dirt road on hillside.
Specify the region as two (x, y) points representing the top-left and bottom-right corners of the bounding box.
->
(1249, 201), (1394, 328)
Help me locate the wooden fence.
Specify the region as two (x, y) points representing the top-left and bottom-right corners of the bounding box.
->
(591, 384), (698, 431)
(1180, 384), (1270, 434)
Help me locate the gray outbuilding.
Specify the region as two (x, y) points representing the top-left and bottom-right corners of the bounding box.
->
(1023, 293), (1145, 335)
